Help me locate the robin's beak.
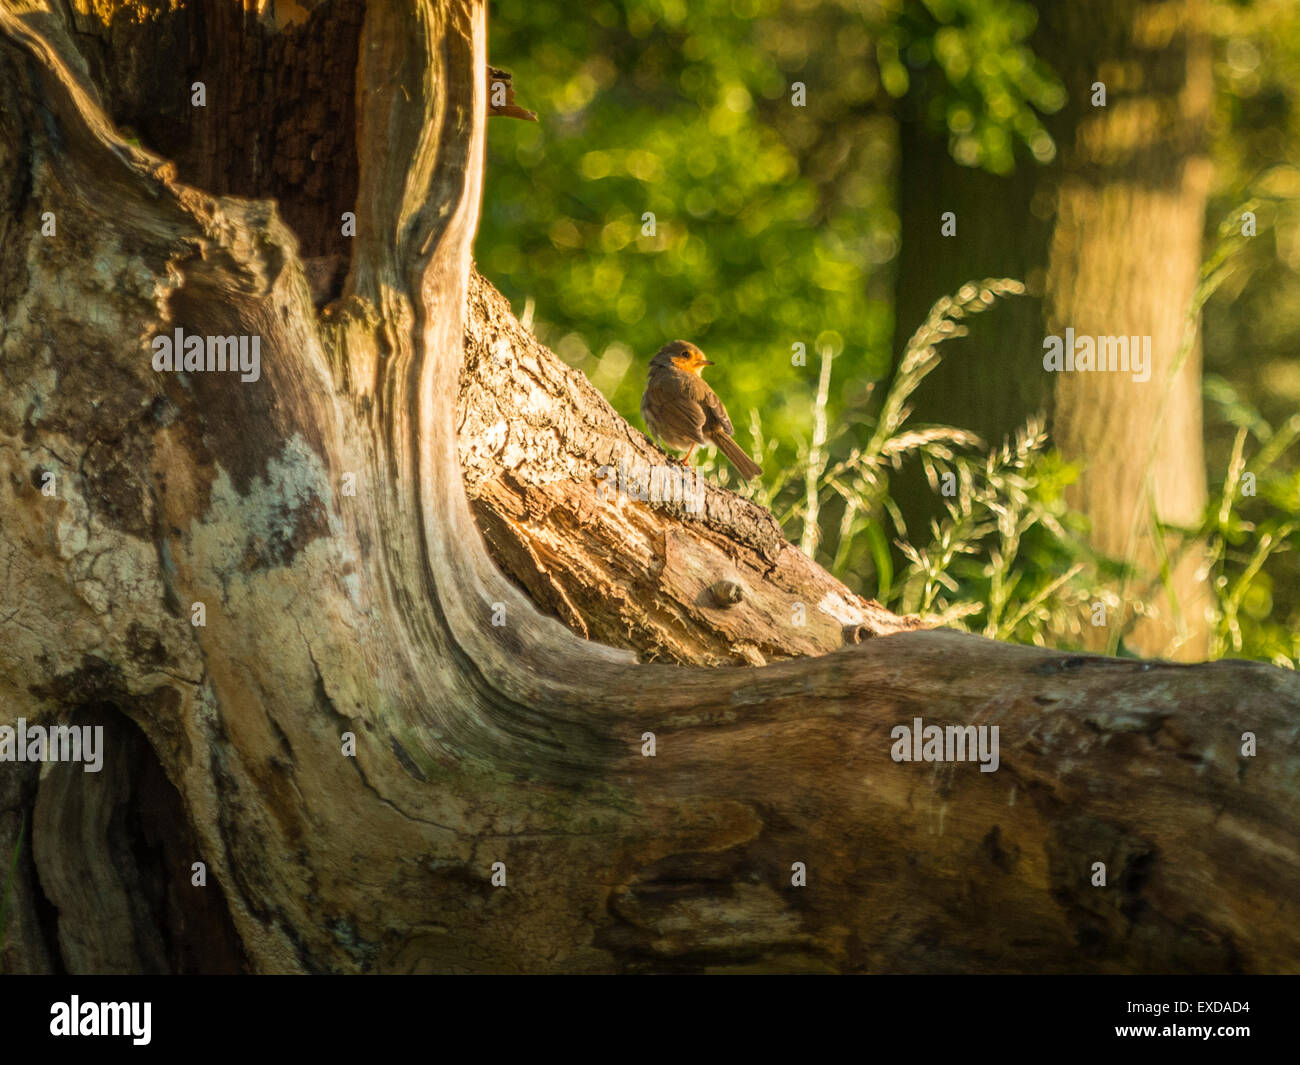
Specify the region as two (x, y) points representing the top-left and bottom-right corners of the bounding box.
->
(701, 359), (715, 366)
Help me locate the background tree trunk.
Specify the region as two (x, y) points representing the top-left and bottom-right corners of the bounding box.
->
(1039, 0), (1214, 658)
(893, 119), (1054, 455)
(0, 0), (1296, 975)
(894, 0), (1213, 660)
(891, 118), (1054, 551)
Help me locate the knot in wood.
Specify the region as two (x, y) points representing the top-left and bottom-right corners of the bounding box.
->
(843, 623), (876, 645)
(708, 579), (744, 608)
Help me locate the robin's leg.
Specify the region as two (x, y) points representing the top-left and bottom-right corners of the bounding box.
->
(681, 444), (696, 466)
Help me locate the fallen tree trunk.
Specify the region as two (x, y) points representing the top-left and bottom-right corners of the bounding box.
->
(0, 0), (1296, 975)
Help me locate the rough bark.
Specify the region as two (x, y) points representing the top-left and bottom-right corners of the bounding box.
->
(0, 0), (1296, 975)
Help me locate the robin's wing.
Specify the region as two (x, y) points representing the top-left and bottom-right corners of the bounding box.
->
(695, 379), (736, 438)
(652, 370), (709, 442)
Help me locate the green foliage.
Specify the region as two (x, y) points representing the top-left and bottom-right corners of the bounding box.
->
(869, 206), (1299, 662)
(481, 3), (1067, 496)
(481, 4), (1300, 665)
(480, 0), (1074, 579)
(1199, 379), (1300, 665)
(483, 0), (897, 461)
(1198, 0), (1300, 664)
(876, 0), (1065, 172)
(481, 0), (1062, 467)
(729, 264), (1300, 664)
(1205, 1), (1300, 429)
(701, 277), (1102, 649)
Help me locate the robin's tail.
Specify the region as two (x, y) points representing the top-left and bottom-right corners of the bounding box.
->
(710, 432), (763, 481)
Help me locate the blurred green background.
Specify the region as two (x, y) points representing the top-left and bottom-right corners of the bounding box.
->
(478, 0), (1300, 663)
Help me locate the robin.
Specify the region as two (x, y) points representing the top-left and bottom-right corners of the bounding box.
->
(641, 340), (763, 480)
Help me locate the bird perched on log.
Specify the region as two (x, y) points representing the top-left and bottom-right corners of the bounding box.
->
(641, 340), (763, 480)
